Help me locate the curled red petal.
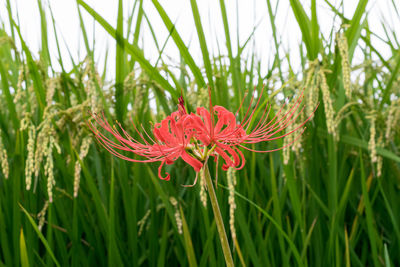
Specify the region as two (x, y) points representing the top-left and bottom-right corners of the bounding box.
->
(196, 107), (212, 133)
(213, 106), (236, 135)
(181, 150), (203, 172)
(158, 160), (171, 181)
(232, 146), (246, 170)
(214, 146), (234, 171)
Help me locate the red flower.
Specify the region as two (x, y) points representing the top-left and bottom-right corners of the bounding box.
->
(87, 108), (202, 181)
(88, 87), (316, 181)
(190, 87), (316, 171)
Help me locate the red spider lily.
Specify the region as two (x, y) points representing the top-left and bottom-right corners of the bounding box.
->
(87, 106), (203, 181)
(88, 87), (316, 181)
(190, 87), (316, 171)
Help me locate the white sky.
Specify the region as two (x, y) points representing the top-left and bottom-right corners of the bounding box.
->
(0, 0), (399, 81)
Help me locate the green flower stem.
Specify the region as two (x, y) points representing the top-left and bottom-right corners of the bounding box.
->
(203, 164), (234, 267)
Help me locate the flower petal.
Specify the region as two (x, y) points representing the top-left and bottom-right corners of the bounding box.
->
(181, 150), (203, 172)
(158, 160), (171, 180)
(214, 106), (236, 135)
(214, 146), (234, 171)
(196, 107), (212, 133)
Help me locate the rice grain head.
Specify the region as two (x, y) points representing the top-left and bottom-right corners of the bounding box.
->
(73, 136), (92, 197)
(337, 32), (352, 99)
(169, 197), (183, 234)
(137, 210), (151, 236)
(376, 135), (383, 177)
(45, 77), (60, 107)
(25, 125), (36, 190)
(367, 112), (377, 164)
(227, 167), (237, 241)
(318, 69), (336, 140)
(83, 58), (101, 113)
(0, 130), (9, 179)
(199, 168), (207, 207)
(14, 65), (26, 115)
(37, 201), (49, 232)
(385, 99), (400, 141)
(282, 104), (297, 164)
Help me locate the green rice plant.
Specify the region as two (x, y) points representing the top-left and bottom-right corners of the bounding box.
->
(0, 0), (399, 266)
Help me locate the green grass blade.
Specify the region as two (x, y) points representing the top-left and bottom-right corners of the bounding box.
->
(268, 154), (289, 266)
(384, 244), (391, 267)
(380, 49), (400, 108)
(115, 0), (125, 123)
(0, 201), (12, 266)
(345, 0), (369, 60)
(76, 149), (109, 236)
(359, 151), (379, 267)
(219, 0), (241, 100)
(266, 0), (284, 82)
(12, 20), (46, 111)
(48, 4), (66, 71)
(220, 184), (304, 266)
(132, 0), (143, 46)
(236, 206), (262, 266)
(179, 206), (198, 267)
(378, 180), (400, 255)
(151, 0), (206, 89)
(19, 204), (60, 267)
(317, 129), (400, 163)
(311, 0), (320, 58)
(190, 0), (214, 89)
(19, 228), (30, 267)
(157, 215), (169, 267)
(108, 159), (123, 266)
(37, 0), (51, 69)
(289, 0), (314, 59)
(300, 217), (317, 260)
(0, 60), (19, 129)
(145, 166), (185, 243)
(76, 3), (92, 55)
(77, 0), (178, 98)
(129, 0), (143, 69)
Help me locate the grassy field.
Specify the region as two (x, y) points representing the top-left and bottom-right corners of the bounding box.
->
(1, 0), (400, 266)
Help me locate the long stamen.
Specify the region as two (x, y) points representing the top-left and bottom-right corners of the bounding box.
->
(249, 102), (303, 140)
(239, 127), (306, 153)
(238, 86), (258, 127)
(241, 85), (265, 129)
(249, 91), (304, 137)
(181, 171), (199, 187)
(208, 86), (215, 140)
